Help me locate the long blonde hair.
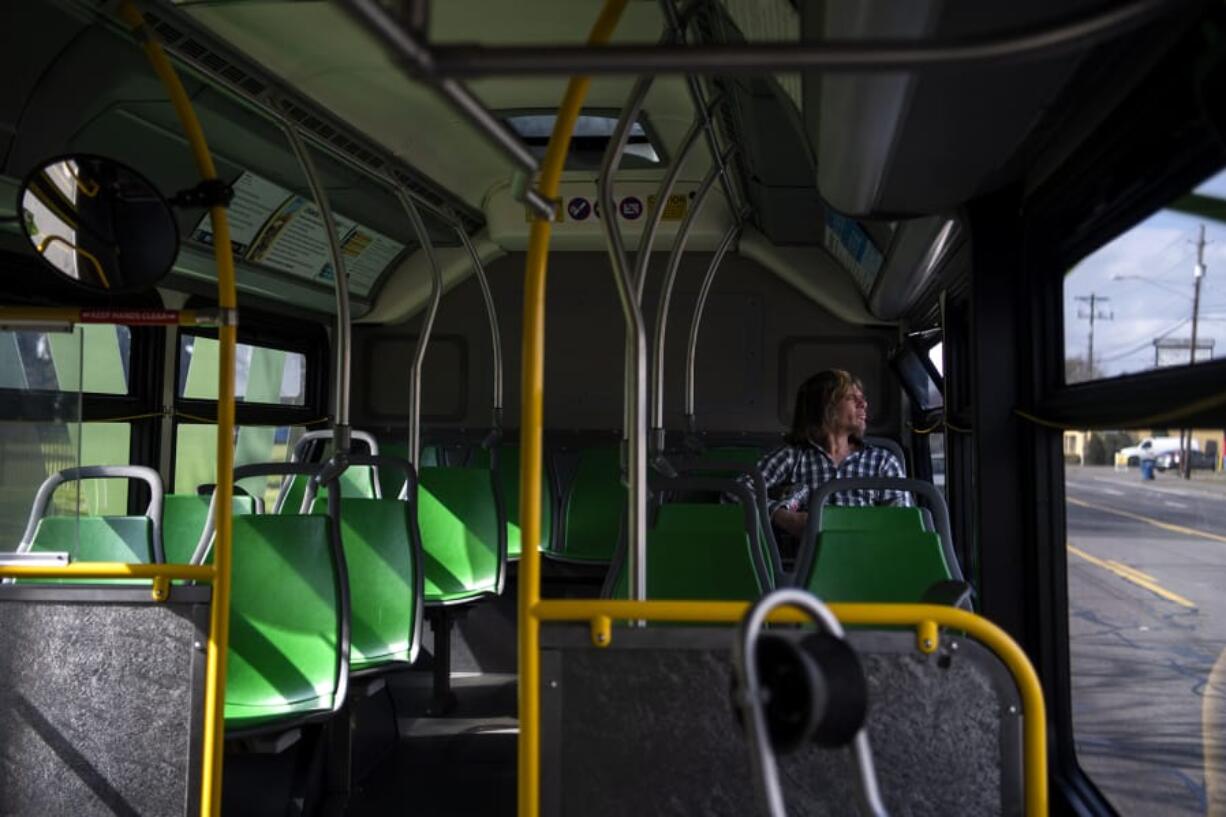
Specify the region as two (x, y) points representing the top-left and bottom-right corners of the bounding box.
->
(786, 369), (864, 446)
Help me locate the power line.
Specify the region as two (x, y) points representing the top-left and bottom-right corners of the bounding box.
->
(1096, 317), (1189, 363)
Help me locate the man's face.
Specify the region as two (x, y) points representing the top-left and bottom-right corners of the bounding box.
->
(834, 386), (868, 436)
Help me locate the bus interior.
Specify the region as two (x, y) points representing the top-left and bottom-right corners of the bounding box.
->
(1, 1), (1225, 815)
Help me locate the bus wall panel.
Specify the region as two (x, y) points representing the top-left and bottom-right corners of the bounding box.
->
(0, 593), (206, 817)
(352, 251), (899, 438)
(540, 626), (1022, 817)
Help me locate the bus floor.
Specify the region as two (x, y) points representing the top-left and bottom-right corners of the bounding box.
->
(346, 671), (519, 816)
(346, 562), (599, 816)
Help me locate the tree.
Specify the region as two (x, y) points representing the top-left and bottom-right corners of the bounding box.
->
(1085, 430), (1138, 466)
(1065, 356), (1105, 385)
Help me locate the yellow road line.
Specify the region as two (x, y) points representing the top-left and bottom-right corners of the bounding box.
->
(1068, 495), (1226, 545)
(1067, 544), (1196, 609)
(1105, 559), (1157, 583)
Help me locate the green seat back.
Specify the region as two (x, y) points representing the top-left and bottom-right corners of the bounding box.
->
(804, 530), (952, 603)
(821, 506), (927, 535)
(225, 514), (341, 731)
(28, 516), (154, 566)
(469, 446), (552, 560)
(694, 446), (764, 472)
(610, 504), (764, 601)
(560, 447), (625, 563)
(374, 442), (444, 498)
(330, 497), (418, 672)
(418, 466), (502, 604)
(279, 466), (378, 514)
(162, 494), (258, 565)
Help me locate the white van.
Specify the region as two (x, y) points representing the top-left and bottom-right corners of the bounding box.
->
(1116, 437), (1197, 466)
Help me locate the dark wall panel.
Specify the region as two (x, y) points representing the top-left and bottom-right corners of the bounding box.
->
(352, 251), (898, 437)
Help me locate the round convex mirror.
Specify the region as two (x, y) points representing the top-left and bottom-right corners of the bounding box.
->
(17, 155), (179, 292)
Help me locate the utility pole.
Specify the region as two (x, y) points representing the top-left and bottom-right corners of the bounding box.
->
(1075, 294), (1113, 375)
(1183, 224), (1208, 479)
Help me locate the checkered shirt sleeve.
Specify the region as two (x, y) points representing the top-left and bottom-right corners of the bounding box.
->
(750, 443), (913, 513)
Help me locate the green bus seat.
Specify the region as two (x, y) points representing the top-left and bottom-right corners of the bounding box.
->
(794, 477), (967, 605)
(224, 513), (346, 732)
(278, 466), (378, 514)
(328, 496), (421, 672)
(417, 466), (505, 604)
(821, 506), (927, 535)
(557, 447), (625, 563)
(16, 466), (165, 578)
(163, 493), (259, 565)
(469, 445), (553, 560)
(607, 503), (766, 601)
(801, 529), (953, 603)
(27, 516), (154, 564)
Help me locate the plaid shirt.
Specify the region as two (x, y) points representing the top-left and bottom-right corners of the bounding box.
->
(751, 441), (912, 513)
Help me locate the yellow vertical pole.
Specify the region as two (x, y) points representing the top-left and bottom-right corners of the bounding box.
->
(116, 4), (237, 814)
(518, 3), (627, 815)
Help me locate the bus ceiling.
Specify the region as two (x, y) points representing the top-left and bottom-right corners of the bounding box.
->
(5, 0), (1190, 324)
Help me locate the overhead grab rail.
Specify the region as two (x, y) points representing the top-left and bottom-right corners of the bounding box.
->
(649, 142), (738, 454)
(337, 0), (555, 219)
(658, 0), (743, 216)
(405, 0), (1182, 77)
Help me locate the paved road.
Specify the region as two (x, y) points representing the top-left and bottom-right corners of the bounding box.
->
(1065, 466), (1226, 816)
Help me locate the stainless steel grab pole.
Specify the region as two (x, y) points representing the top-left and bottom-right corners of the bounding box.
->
(631, 102), (710, 301)
(395, 188), (443, 473)
(649, 144), (737, 451)
(281, 119), (353, 453)
(684, 217), (743, 427)
(451, 214), (503, 422)
(597, 74), (654, 603)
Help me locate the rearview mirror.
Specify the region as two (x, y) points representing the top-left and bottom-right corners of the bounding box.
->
(17, 155), (179, 293)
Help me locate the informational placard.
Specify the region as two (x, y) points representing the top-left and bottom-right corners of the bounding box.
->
(192, 171), (405, 297)
(823, 211), (884, 295)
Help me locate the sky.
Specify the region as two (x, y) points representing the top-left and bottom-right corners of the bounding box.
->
(1063, 167), (1226, 380)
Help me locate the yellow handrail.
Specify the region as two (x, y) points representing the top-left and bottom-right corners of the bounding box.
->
(517, 3), (628, 815)
(116, 3), (238, 814)
(530, 598), (1049, 817)
(0, 562), (213, 582)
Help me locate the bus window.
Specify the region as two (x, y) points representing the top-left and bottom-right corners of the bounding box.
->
(1066, 428), (1226, 814)
(1063, 168), (1226, 385)
(179, 334), (305, 406)
(0, 325), (135, 544)
(173, 423), (306, 508)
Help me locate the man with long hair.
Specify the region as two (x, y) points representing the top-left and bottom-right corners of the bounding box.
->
(758, 369), (910, 540)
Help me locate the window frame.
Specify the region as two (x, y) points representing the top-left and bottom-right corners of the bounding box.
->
(169, 310), (328, 493)
(1018, 38), (1226, 815)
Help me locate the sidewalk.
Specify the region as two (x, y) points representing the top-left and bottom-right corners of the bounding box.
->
(1068, 464), (1226, 497)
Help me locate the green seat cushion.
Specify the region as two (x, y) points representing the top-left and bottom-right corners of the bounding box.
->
(332, 497), (417, 671)
(469, 446), (552, 560)
(610, 504), (764, 601)
(225, 514), (341, 730)
(821, 506), (927, 534)
(163, 493), (258, 565)
(418, 466), (501, 604)
(560, 448), (625, 563)
(805, 530), (952, 603)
